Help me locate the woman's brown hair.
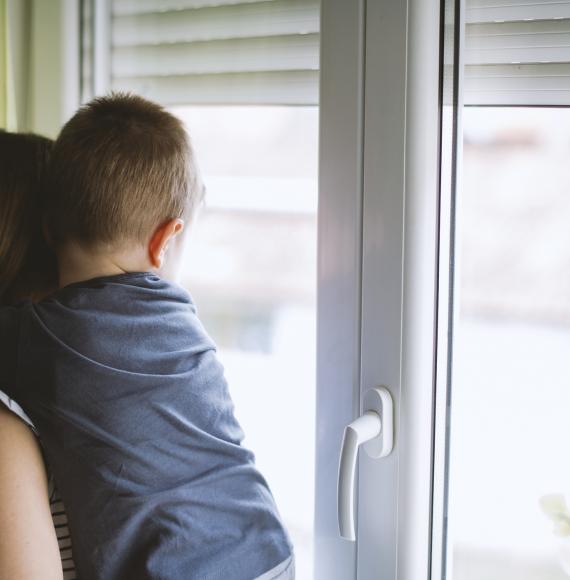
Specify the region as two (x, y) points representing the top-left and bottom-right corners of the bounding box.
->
(0, 131), (56, 305)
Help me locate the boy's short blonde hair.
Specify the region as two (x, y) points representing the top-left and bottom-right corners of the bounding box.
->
(44, 93), (203, 248)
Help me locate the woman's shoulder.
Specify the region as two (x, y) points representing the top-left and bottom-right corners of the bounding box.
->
(0, 399), (78, 579)
(0, 403), (64, 579)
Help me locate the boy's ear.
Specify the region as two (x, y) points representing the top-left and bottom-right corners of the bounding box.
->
(148, 218), (185, 270)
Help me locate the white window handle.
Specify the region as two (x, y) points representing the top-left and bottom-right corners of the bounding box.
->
(337, 387), (394, 541)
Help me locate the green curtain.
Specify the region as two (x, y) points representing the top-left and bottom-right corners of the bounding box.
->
(0, 0), (17, 131)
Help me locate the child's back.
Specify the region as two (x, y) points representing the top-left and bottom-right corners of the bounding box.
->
(2, 273), (291, 578)
(0, 94), (293, 579)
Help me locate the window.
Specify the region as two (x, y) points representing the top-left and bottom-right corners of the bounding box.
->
(446, 107), (570, 580)
(440, 2), (570, 578)
(174, 105), (318, 577)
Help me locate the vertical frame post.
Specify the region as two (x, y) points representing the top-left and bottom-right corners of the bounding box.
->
(315, 0), (366, 578)
(431, 0), (464, 577)
(358, 0), (444, 577)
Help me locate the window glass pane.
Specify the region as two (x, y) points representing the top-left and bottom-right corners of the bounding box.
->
(172, 106), (318, 578)
(446, 107), (570, 579)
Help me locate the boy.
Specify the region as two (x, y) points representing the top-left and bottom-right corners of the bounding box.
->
(0, 94), (294, 579)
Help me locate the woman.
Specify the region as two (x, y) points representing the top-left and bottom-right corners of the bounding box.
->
(0, 131), (75, 579)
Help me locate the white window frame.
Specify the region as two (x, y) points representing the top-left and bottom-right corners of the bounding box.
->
(316, 0), (459, 578)
(315, 0), (364, 576)
(431, 0), (464, 577)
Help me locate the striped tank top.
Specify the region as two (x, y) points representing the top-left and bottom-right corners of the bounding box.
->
(48, 480), (77, 578)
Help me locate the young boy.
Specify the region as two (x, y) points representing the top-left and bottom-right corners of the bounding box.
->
(0, 94), (294, 579)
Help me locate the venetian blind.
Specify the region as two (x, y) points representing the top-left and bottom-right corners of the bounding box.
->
(107, 0), (320, 106)
(465, 0), (570, 106)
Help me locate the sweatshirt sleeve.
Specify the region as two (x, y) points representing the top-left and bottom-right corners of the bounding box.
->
(0, 306), (21, 399)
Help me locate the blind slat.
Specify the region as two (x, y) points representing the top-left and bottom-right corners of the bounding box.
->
(467, 0), (570, 24)
(464, 63), (570, 105)
(113, 34), (319, 77)
(112, 70), (319, 105)
(113, 0), (272, 16)
(466, 20), (570, 65)
(112, 0), (319, 47)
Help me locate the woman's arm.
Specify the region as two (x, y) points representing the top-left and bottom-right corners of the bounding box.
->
(0, 406), (63, 579)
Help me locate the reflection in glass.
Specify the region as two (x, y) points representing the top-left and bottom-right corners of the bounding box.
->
(172, 106), (318, 578)
(447, 108), (570, 580)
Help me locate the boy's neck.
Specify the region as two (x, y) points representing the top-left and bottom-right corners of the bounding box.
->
(57, 241), (150, 288)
